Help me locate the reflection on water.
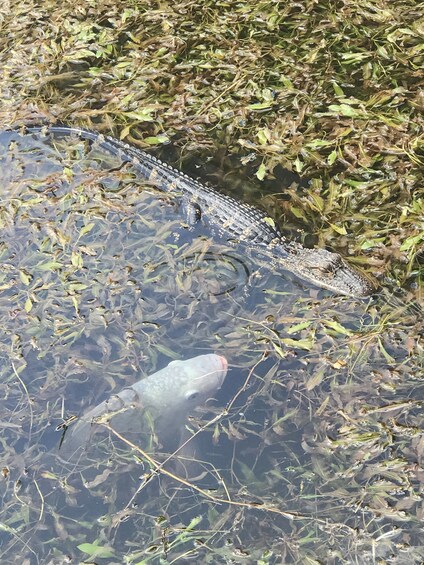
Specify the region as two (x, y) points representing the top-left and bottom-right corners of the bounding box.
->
(0, 131), (422, 564)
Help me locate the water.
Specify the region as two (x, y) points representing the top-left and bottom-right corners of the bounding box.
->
(0, 130), (422, 564)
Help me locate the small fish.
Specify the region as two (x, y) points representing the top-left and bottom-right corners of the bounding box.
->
(61, 354), (228, 458)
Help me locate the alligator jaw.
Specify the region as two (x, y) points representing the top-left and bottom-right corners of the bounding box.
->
(281, 247), (379, 297)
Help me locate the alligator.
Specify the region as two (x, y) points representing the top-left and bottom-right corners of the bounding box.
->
(20, 125), (378, 297)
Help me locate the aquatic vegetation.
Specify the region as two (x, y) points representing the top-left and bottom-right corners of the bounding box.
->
(0, 0), (422, 563)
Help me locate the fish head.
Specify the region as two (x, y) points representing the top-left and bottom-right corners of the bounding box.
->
(165, 354), (228, 412)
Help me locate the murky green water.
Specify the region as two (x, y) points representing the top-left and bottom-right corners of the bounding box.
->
(0, 131), (422, 564)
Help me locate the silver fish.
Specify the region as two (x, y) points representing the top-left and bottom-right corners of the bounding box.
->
(61, 354), (228, 458)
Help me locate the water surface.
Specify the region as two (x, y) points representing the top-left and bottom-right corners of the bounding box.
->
(0, 131), (422, 564)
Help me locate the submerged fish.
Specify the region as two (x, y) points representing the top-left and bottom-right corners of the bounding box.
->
(61, 354), (228, 458)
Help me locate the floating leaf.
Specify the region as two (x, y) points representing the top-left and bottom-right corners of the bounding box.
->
(287, 321), (312, 335)
(248, 102), (272, 110)
(35, 261), (62, 271)
(271, 343), (288, 359)
(327, 149), (338, 165)
(294, 157), (304, 172)
(263, 216), (275, 228)
(329, 222), (347, 235)
(80, 222), (95, 236)
(305, 367), (325, 391)
(123, 109), (155, 122)
(399, 233), (423, 251)
(281, 337), (315, 351)
(19, 270), (32, 286)
(144, 135), (170, 145)
(328, 104), (364, 117)
(62, 167), (74, 181)
(185, 515), (203, 530)
(71, 251), (83, 268)
(77, 541), (115, 559)
(331, 82), (345, 96)
(322, 320), (353, 336)
(24, 298), (33, 313)
(256, 163), (267, 180)
(257, 128), (271, 145)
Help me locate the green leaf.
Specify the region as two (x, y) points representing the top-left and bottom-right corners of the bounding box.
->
(281, 337), (315, 351)
(80, 222), (95, 236)
(331, 82), (345, 96)
(306, 139), (332, 148)
(290, 206), (307, 220)
(305, 367), (325, 391)
(19, 270), (32, 286)
(329, 222), (347, 235)
(309, 193), (324, 212)
(143, 135), (170, 145)
(327, 149), (338, 165)
(186, 515), (203, 530)
(68, 282), (89, 291)
(294, 157), (303, 172)
(279, 76), (293, 89)
(123, 109), (155, 122)
(63, 167), (74, 181)
(271, 343), (288, 359)
(399, 233), (423, 251)
(77, 542), (115, 558)
(360, 238), (385, 250)
(71, 48), (96, 59)
(35, 261), (62, 271)
(263, 217), (276, 228)
(340, 52), (370, 63)
(257, 128), (271, 145)
(71, 251), (83, 268)
(328, 104), (362, 117)
(322, 320), (353, 336)
(120, 124), (131, 140)
(256, 163), (267, 180)
(287, 321), (312, 335)
(248, 102), (272, 110)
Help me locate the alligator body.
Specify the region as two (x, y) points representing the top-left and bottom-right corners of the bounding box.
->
(23, 125), (377, 297)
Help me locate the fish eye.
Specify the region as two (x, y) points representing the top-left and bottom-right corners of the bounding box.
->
(185, 391), (199, 401)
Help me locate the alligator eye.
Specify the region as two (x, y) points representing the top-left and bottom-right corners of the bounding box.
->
(324, 263), (337, 275)
(314, 255), (343, 275)
(311, 264), (333, 275)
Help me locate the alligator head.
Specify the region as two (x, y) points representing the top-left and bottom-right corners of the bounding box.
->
(284, 247), (378, 297)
